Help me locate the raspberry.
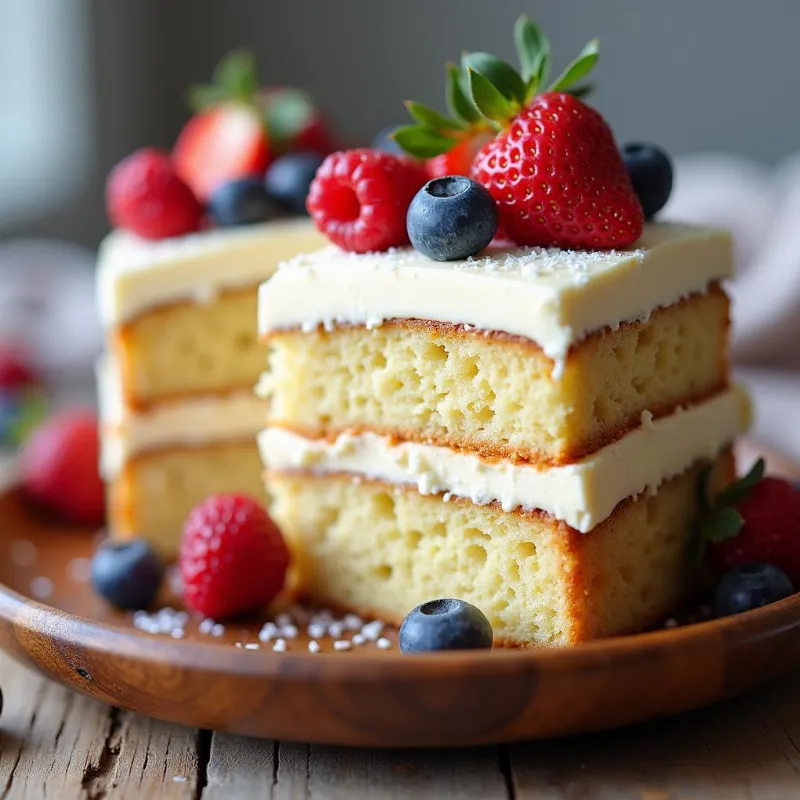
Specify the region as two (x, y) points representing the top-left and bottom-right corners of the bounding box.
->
(180, 494), (290, 619)
(20, 410), (105, 525)
(106, 148), (203, 240)
(306, 149), (427, 253)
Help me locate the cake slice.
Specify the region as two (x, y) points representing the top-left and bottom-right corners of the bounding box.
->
(257, 224), (749, 646)
(98, 220), (325, 557)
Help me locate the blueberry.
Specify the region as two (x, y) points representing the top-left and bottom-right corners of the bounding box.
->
(621, 143), (673, 220)
(91, 539), (164, 610)
(713, 563), (794, 617)
(399, 598), (493, 653)
(208, 177), (277, 227)
(264, 152), (325, 216)
(371, 125), (406, 155)
(407, 176), (498, 262)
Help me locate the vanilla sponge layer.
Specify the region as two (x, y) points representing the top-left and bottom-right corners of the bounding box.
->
(113, 285), (264, 406)
(267, 450), (734, 646)
(258, 385), (748, 532)
(261, 287), (730, 465)
(109, 441), (265, 558)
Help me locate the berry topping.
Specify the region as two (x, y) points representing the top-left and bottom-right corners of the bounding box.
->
(264, 152), (325, 216)
(0, 344), (38, 391)
(399, 598), (493, 653)
(106, 148), (203, 240)
(407, 176), (498, 261)
(173, 105), (271, 204)
(20, 410), (105, 525)
(713, 563), (794, 617)
(395, 17), (643, 250)
(621, 143), (674, 221)
(697, 460), (800, 584)
(307, 149), (427, 253)
(425, 130), (495, 179)
(91, 539), (164, 611)
(208, 177), (277, 227)
(180, 494), (290, 619)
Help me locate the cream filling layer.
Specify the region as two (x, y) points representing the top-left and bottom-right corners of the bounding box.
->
(97, 358), (264, 479)
(98, 218), (325, 327)
(258, 386), (750, 532)
(258, 223), (732, 364)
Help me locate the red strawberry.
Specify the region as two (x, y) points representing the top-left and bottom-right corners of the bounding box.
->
(706, 474), (800, 583)
(307, 149), (427, 253)
(20, 410), (105, 525)
(173, 105), (271, 203)
(106, 148), (203, 240)
(426, 130), (494, 179)
(0, 344), (38, 391)
(180, 494), (289, 619)
(472, 94), (643, 249)
(394, 17), (644, 250)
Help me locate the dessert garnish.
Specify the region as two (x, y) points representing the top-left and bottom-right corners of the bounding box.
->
(180, 494), (290, 619)
(20, 410), (105, 525)
(106, 148), (203, 240)
(306, 149), (427, 253)
(621, 143), (674, 220)
(176, 50), (333, 201)
(406, 176), (498, 260)
(208, 176), (278, 227)
(713, 562), (794, 617)
(91, 539), (165, 611)
(0, 344), (46, 447)
(265, 152), (326, 216)
(399, 598), (493, 653)
(395, 16), (644, 250)
(105, 50), (334, 239)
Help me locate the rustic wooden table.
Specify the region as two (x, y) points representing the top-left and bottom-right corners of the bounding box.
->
(3, 650), (800, 798)
(3, 442), (800, 798)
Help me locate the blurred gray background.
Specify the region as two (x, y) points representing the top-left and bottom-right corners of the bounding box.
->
(0, 0), (795, 249)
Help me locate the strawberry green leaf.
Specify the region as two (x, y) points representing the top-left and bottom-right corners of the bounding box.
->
(463, 52), (526, 105)
(446, 64), (481, 125)
(186, 83), (231, 113)
(715, 458), (765, 509)
(514, 16), (551, 91)
(405, 101), (465, 132)
(392, 125), (457, 158)
(701, 506), (745, 543)
(569, 82), (596, 100)
(549, 38), (600, 92)
(468, 69), (518, 124)
(212, 50), (259, 102)
(262, 89), (315, 146)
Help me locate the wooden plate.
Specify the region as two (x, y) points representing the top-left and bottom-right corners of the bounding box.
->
(1, 439), (799, 748)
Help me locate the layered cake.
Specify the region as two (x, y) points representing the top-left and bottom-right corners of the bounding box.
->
(97, 51), (330, 557)
(257, 224), (748, 646)
(98, 221), (324, 557)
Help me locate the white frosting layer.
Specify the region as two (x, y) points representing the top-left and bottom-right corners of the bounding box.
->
(258, 386), (750, 532)
(258, 223), (732, 362)
(98, 218), (325, 327)
(97, 357), (264, 479)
